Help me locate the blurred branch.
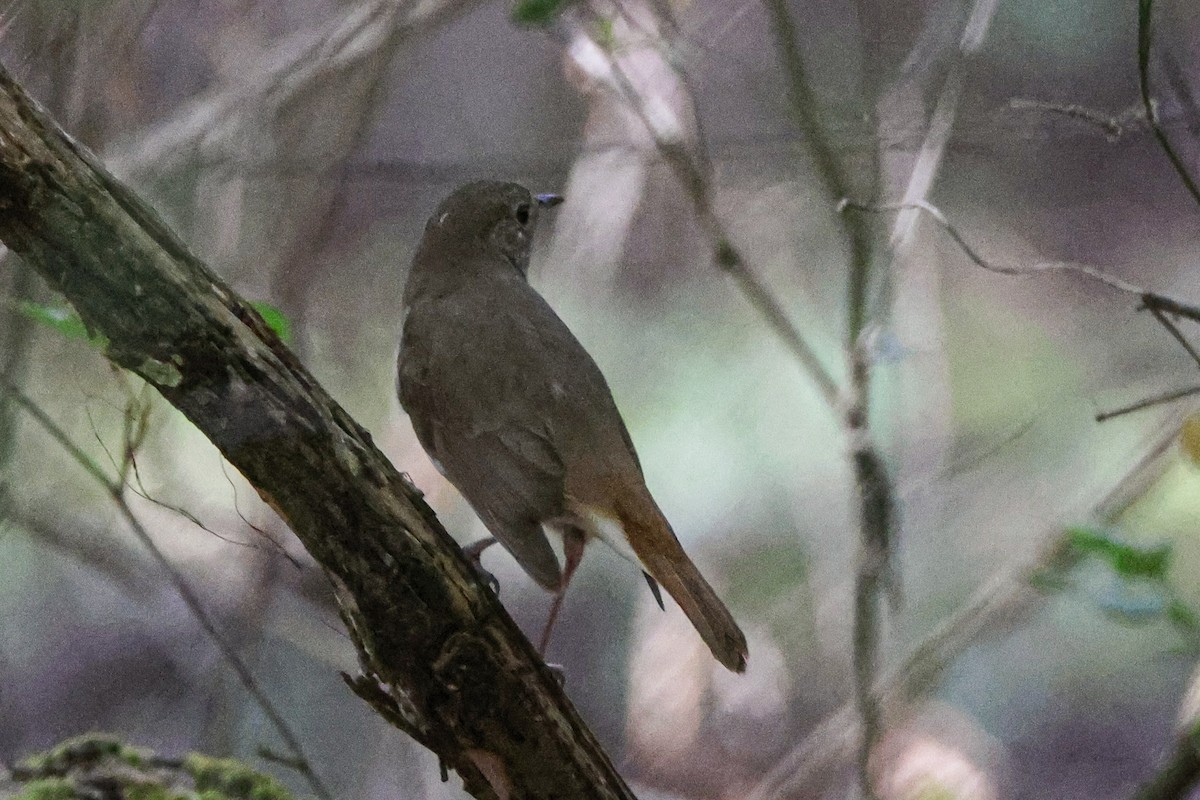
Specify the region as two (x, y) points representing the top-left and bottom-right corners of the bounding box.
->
(746, 532), (1077, 800)
(1133, 716), (1200, 800)
(110, 0), (483, 180)
(876, 0), (998, 309)
(0, 380), (333, 800)
(7, 504), (153, 600)
(0, 256), (36, 526)
(583, 4), (841, 411)
(0, 61), (635, 800)
(1137, 0), (1200, 210)
(842, 199), (1200, 421)
(748, 409), (1181, 800)
(847, 336), (891, 798)
(1097, 384), (1200, 423)
(761, 0), (875, 344)
(1007, 98), (1148, 142)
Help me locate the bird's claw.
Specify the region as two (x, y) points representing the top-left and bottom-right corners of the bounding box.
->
(544, 662), (566, 687)
(462, 537), (500, 594)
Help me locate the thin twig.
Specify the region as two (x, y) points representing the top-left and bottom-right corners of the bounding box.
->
(759, 4), (899, 796)
(848, 335), (890, 797)
(583, 4), (842, 410)
(1008, 98), (1148, 142)
(0, 380), (333, 800)
(761, 0), (875, 346)
(1096, 384), (1200, 423)
(1147, 305), (1200, 370)
(748, 404), (1183, 800)
(844, 198), (1200, 423)
(1138, 0), (1200, 210)
(840, 198), (1165, 299)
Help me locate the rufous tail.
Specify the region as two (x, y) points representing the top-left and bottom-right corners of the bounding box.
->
(617, 499), (748, 673)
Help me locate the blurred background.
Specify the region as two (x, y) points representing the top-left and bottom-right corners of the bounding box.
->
(2, 0), (1200, 798)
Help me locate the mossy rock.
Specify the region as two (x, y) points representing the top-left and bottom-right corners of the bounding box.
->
(2, 735), (294, 800)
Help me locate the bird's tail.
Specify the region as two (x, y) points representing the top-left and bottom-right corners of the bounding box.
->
(616, 497), (748, 673)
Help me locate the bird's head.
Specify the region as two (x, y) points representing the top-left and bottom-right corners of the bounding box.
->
(423, 181), (563, 277)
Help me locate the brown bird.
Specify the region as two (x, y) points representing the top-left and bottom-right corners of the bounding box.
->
(397, 180), (747, 672)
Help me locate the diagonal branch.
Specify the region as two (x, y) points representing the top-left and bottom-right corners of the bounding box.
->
(110, 0), (483, 181)
(578, 2), (841, 411)
(1137, 0), (1200, 210)
(0, 61), (635, 800)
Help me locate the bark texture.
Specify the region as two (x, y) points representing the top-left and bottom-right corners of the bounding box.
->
(0, 62), (635, 800)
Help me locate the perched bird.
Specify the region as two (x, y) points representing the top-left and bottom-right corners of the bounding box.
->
(397, 180), (748, 672)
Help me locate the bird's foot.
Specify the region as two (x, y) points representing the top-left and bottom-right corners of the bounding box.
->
(544, 662), (566, 687)
(462, 537), (500, 594)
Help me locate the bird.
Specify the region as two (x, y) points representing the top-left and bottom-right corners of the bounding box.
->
(397, 180), (748, 673)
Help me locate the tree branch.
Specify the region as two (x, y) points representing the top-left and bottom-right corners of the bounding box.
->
(0, 61), (634, 800)
(1137, 0), (1200, 210)
(1132, 716), (1200, 800)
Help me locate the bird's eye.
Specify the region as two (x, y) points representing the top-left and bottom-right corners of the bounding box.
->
(514, 203), (531, 225)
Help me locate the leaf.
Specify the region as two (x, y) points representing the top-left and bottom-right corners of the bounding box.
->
(1181, 413), (1200, 465)
(1067, 526), (1171, 580)
(1168, 600), (1200, 633)
(19, 301), (106, 348)
(249, 301), (292, 345)
(512, 0), (571, 26)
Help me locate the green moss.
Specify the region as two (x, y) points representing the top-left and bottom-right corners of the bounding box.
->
(124, 784), (189, 800)
(183, 755), (292, 800)
(11, 738), (291, 800)
(13, 777), (77, 800)
(17, 734), (139, 776)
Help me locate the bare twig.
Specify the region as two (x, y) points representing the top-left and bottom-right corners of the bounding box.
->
(1138, 0), (1200, 210)
(0, 380), (333, 800)
(845, 198), (1200, 423)
(1096, 385), (1200, 423)
(0, 256), (36, 527)
(584, 4), (841, 410)
(847, 334), (891, 795)
(748, 404), (1182, 800)
(1147, 305), (1200, 371)
(840, 198), (1168, 299)
(761, 0), (875, 345)
(1007, 98), (1148, 142)
(111, 0), (484, 181)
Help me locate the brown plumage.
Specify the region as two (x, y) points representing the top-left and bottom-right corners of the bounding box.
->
(397, 180), (747, 672)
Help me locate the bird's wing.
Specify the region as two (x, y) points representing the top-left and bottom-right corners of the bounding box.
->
(398, 295), (566, 591)
(434, 424), (565, 591)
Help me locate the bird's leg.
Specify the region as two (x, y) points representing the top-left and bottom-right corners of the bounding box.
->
(462, 537), (499, 593)
(538, 527), (586, 656)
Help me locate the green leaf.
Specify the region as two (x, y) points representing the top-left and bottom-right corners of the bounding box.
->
(249, 301), (292, 345)
(1168, 600), (1200, 632)
(19, 301), (106, 348)
(1067, 526), (1171, 580)
(512, 0), (571, 26)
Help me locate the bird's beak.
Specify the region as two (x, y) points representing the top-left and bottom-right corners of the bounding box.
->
(535, 193), (564, 208)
